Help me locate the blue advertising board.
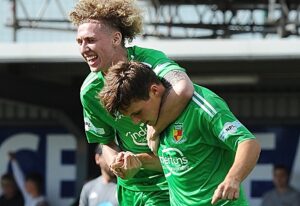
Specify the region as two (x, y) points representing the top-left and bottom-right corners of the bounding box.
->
(244, 126), (300, 206)
(0, 126), (77, 206)
(0, 125), (300, 206)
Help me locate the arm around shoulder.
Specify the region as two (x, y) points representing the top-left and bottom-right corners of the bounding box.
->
(153, 70), (194, 135)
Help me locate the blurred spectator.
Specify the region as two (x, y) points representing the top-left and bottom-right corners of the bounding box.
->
(9, 152), (49, 206)
(261, 164), (300, 206)
(79, 144), (117, 206)
(0, 173), (24, 206)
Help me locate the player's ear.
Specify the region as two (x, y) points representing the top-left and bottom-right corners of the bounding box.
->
(112, 31), (122, 47)
(149, 84), (159, 97)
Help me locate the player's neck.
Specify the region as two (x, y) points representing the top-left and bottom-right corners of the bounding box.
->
(113, 46), (128, 64)
(103, 47), (127, 76)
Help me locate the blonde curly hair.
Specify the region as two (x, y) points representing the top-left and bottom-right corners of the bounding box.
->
(69, 0), (143, 43)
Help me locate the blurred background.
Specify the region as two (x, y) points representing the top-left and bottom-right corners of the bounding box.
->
(0, 0), (300, 205)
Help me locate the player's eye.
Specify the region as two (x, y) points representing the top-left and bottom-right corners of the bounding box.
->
(87, 37), (95, 43)
(76, 39), (82, 45)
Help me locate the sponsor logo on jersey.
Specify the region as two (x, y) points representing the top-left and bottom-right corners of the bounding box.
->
(173, 123), (184, 143)
(159, 147), (189, 176)
(84, 117), (105, 135)
(218, 120), (242, 141)
(125, 124), (148, 146)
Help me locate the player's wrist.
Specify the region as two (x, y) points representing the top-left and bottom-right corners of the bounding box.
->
(135, 154), (144, 167)
(108, 154), (118, 169)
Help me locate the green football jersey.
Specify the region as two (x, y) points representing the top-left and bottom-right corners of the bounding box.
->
(158, 85), (255, 206)
(81, 46), (185, 191)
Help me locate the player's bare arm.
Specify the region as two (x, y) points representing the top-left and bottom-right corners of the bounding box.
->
(136, 153), (163, 172)
(211, 139), (261, 205)
(102, 141), (121, 169)
(148, 70), (193, 139)
(146, 70), (193, 153)
(111, 152), (163, 179)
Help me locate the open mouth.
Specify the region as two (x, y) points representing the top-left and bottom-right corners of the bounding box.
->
(86, 55), (98, 64)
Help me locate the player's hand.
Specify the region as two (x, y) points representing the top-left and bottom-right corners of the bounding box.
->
(211, 177), (240, 205)
(121, 151), (142, 179)
(147, 125), (160, 155)
(110, 151), (142, 179)
(110, 152), (125, 178)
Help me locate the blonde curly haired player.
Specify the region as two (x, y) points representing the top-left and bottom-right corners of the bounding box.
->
(69, 0), (194, 205)
(70, 0), (142, 45)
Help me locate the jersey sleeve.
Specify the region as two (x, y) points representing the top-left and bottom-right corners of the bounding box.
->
(80, 78), (116, 144)
(210, 109), (256, 151)
(132, 46), (186, 78)
(193, 86), (255, 151)
(153, 61), (186, 79)
(83, 108), (116, 144)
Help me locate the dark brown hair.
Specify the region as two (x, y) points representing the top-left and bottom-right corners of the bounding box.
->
(99, 61), (160, 116)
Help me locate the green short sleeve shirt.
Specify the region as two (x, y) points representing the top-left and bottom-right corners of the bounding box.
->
(158, 85), (255, 205)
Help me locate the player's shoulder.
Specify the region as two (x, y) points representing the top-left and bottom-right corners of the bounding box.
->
(191, 85), (229, 117)
(129, 45), (167, 59)
(80, 72), (103, 97)
(193, 85), (222, 103)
